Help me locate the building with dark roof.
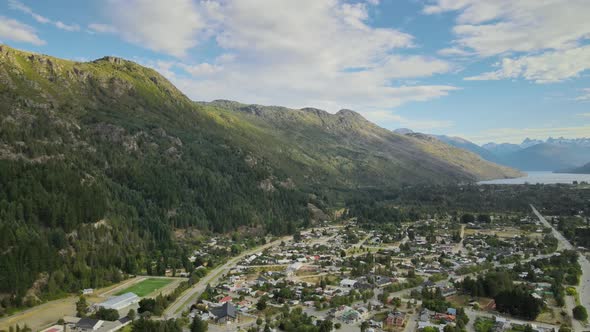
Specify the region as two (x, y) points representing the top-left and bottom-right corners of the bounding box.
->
(210, 302), (237, 324)
(75, 318), (103, 331)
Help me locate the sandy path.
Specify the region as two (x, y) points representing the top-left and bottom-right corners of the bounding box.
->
(0, 276), (150, 331)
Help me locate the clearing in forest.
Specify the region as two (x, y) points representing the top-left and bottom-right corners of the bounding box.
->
(115, 278), (173, 297)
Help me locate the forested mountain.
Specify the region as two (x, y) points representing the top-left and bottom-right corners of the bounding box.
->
(481, 138), (590, 171)
(496, 143), (590, 171)
(0, 45), (517, 311)
(558, 162), (590, 174)
(432, 134), (500, 164)
(201, 100), (520, 186)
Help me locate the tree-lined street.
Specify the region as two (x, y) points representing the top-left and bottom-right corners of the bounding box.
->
(531, 204), (590, 331)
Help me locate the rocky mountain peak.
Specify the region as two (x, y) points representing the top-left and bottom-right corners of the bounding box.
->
(93, 56), (127, 65)
(336, 109), (364, 120)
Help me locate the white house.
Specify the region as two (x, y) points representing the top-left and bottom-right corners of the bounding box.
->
(97, 292), (139, 311)
(340, 279), (357, 288)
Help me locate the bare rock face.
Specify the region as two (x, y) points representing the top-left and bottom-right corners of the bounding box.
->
(91, 123), (139, 152)
(151, 127), (183, 147)
(71, 66), (92, 82)
(245, 154), (258, 168)
(279, 178), (296, 189)
(89, 123), (187, 158)
(92, 123), (126, 142)
(307, 203), (330, 223)
(109, 77), (134, 97)
(165, 146), (182, 160)
(258, 178), (276, 192)
(99, 56), (125, 65)
(0, 66), (15, 89)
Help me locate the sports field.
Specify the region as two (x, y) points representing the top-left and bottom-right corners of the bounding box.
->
(115, 278), (173, 297)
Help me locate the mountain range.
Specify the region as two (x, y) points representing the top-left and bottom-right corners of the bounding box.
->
(0, 45), (519, 303)
(396, 129), (590, 172)
(0, 44), (518, 191)
(558, 162), (590, 174)
(480, 137), (590, 171)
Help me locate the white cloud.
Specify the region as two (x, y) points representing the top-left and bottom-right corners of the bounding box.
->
(465, 46), (590, 83)
(0, 16), (45, 45)
(178, 62), (223, 76)
(104, 0), (204, 57)
(54, 21), (80, 32)
(87, 23), (117, 34)
(157, 58), (457, 113)
(424, 0), (590, 57)
(576, 89), (590, 102)
(8, 0), (50, 23)
(423, 0), (472, 15)
(8, 0), (80, 32)
(119, 0), (457, 116)
(437, 47), (473, 57)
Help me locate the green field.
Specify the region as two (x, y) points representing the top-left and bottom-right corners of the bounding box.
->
(115, 278), (173, 297)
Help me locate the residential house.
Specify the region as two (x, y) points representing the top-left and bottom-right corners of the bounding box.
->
(210, 302), (238, 324)
(340, 279), (357, 288)
(75, 318), (103, 332)
(385, 311), (406, 328)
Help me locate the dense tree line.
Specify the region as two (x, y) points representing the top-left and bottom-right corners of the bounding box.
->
(345, 199), (420, 224)
(346, 184), (590, 218)
(274, 306), (333, 332)
(2, 62), (589, 319)
(557, 217), (590, 247)
(495, 288), (543, 320)
(0, 112), (311, 314)
(131, 318), (183, 332)
(458, 271), (543, 320)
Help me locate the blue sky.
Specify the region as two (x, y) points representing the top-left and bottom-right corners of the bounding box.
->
(1, 0), (589, 144)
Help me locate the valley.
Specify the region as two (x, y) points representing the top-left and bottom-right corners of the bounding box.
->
(1, 0), (589, 331)
(0, 44), (520, 318)
(0, 44), (588, 332)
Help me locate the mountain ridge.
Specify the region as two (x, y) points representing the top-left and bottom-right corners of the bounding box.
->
(395, 126), (590, 172)
(0, 44), (519, 306)
(556, 162), (590, 174)
(197, 98), (521, 184)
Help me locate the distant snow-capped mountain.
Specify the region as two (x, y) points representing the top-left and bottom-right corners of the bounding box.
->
(482, 137), (590, 171)
(395, 129), (590, 172)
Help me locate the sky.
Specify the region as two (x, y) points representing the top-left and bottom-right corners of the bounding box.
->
(1, 0), (589, 144)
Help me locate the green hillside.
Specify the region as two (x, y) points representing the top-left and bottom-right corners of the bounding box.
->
(0, 45), (518, 311)
(199, 100), (521, 187)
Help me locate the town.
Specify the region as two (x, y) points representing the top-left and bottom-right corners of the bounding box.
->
(7, 205), (585, 332)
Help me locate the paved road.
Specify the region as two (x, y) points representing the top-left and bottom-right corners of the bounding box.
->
(531, 204), (590, 331)
(531, 205), (573, 251)
(162, 235), (292, 318)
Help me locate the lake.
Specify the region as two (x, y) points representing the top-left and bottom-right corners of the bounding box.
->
(478, 171), (590, 185)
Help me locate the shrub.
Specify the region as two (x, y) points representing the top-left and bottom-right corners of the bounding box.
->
(573, 305), (588, 321)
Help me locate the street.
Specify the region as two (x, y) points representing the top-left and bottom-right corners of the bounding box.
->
(531, 204), (590, 331)
(162, 235), (292, 318)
